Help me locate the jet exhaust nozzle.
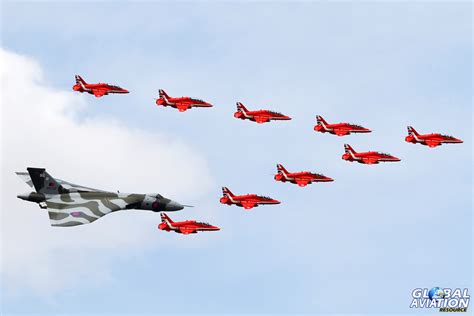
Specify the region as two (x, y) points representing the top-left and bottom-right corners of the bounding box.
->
(17, 192), (46, 203)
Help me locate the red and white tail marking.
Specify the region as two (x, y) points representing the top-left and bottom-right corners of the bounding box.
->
(344, 144), (356, 153)
(159, 89), (171, 104)
(160, 212), (174, 228)
(276, 164), (289, 179)
(407, 126), (419, 135)
(75, 75), (86, 84)
(236, 102), (249, 114)
(344, 144), (358, 159)
(75, 75), (87, 89)
(222, 186), (234, 196)
(407, 126), (421, 141)
(316, 115), (329, 129)
(222, 187), (237, 202)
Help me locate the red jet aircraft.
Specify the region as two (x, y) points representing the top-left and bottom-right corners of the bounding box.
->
(72, 75), (129, 97)
(155, 89), (213, 112)
(158, 213), (220, 235)
(405, 126), (463, 148)
(219, 187), (280, 210)
(274, 164), (334, 187)
(342, 144), (401, 164)
(314, 115), (371, 136)
(234, 102), (291, 124)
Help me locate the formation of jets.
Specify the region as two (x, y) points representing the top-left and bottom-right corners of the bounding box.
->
(68, 74), (464, 150)
(16, 75), (464, 234)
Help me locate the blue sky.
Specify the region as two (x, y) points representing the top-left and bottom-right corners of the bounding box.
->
(1, 1), (472, 315)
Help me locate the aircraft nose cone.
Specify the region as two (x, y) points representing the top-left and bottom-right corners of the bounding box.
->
(165, 200), (184, 212)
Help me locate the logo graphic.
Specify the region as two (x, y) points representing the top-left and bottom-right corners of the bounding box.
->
(429, 287), (446, 301)
(410, 287), (470, 312)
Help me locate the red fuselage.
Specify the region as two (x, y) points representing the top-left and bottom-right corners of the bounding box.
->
(72, 82), (129, 97)
(220, 193), (280, 210)
(234, 109), (291, 124)
(342, 150), (401, 164)
(156, 95), (213, 112)
(314, 122), (371, 136)
(158, 220), (219, 235)
(274, 171), (334, 187)
(405, 133), (463, 148)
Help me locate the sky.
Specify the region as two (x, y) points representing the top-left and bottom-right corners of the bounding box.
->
(1, 1), (472, 315)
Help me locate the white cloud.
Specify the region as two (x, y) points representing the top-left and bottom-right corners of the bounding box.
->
(0, 48), (214, 298)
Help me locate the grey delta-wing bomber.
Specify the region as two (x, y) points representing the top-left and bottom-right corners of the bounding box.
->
(16, 168), (186, 227)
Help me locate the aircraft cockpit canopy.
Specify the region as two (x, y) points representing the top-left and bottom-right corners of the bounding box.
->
(147, 193), (164, 199)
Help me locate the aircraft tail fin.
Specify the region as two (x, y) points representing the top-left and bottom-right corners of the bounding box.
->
(222, 187), (235, 197)
(27, 168), (66, 195)
(160, 212), (174, 225)
(236, 102), (248, 113)
(159, 89), (170, 100)
(407, 126), (419, 136)
(316, 115), (328, 125)
(75, 75), (87, 85)
(344, 144), (356, 154)
(276, 164), (289, 175)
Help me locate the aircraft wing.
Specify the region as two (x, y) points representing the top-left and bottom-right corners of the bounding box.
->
(334, 129), (349, 136)
(254, 116), (269, 123)
(179, 228), (197, 235)
(426, 140), (441, 147)
(93, 89), (107, 97)
(176, 105), (190, 112)
(241, 201), (257, 209)
(57, 179), (107, 193)
(16, 172), (106, 193)
(295, 179), (310, 186)
(45, 193), (143, 227)
(362, 157), (379, 164)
